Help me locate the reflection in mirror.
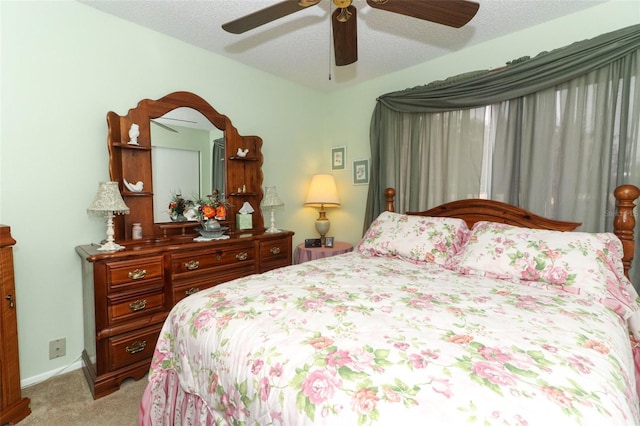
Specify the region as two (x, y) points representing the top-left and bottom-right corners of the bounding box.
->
(150, 107), (224, 222)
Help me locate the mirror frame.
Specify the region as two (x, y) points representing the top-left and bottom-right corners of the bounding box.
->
(106, 91), (265, 240)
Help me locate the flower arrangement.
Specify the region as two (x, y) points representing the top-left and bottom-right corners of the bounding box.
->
(168, 194), (191, 221)
(192, 190), (228, 223)
(167, 190), (228, 223)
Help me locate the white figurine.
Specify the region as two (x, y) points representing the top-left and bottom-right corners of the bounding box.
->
(124, 178), (144, 192)
(127, 123), (140, 145)
(236, 148), (249, 157)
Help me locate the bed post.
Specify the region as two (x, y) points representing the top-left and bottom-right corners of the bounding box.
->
(614, 184), (640, 278)
(384, 188), (396, 212)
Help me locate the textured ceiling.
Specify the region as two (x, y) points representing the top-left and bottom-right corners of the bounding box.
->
(80, 0), (608, 92)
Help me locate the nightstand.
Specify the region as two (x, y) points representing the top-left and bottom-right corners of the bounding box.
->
(294, 241), (353, 264)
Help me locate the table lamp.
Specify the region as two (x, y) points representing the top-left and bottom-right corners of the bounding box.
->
(261, 186), (284, 233)
(304, 174), (340, 246)
(87, 181), (130, 251)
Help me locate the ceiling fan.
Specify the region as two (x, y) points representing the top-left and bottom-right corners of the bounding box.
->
(222, 0), (480, 66)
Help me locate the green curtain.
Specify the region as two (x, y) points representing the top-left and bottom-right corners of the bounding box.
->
(212, 137), (225, 196)
(375, 24), (640, 113)
(366, 24), (640, 286)
(367, 24), (640, 224)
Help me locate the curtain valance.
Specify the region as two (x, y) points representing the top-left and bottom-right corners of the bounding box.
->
(376, 24), (640, 113)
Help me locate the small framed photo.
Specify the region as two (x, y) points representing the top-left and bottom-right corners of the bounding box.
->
(352, 159), (370, 185)
(331, 146), (346, 170)
(325, 237), (334, 248)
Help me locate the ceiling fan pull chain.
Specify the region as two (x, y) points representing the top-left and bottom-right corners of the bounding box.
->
(328, 0), (332, 80)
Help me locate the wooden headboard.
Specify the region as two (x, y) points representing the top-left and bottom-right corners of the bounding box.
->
(383, 185), (640, 278)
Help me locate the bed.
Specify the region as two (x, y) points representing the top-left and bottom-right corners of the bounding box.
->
(140, 185), (640, 425)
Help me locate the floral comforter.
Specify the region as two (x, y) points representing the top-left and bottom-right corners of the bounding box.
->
(142, 253), (640, 425)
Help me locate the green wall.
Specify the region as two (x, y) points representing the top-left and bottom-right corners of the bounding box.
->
(1, 0), (638, 384)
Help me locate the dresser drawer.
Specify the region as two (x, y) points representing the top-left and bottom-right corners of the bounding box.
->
(106, 256), (164, 292)
(108, 325), (161, 371)
(258, 236), (292, 272)
(107, 290), (166, 325)
(170, 243), (255, 280)
(172, 263), (256, 304)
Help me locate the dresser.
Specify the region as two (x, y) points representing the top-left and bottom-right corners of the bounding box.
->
(0, 226), (31, 424)
(76, 230), (293, 399)
(80, 91), (294, 398)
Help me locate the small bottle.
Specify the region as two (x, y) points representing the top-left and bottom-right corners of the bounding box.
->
(132, 223), (142, 240)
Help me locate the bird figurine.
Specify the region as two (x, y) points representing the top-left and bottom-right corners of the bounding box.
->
(236, 148), (249, 158)
(124, 178), (144, 192)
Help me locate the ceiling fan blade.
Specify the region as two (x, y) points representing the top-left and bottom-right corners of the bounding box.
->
(151, 120), (178, 133)
(222, 0), (321, 34)
(366, 0), (479, 28)
(332, 5), (358, 66)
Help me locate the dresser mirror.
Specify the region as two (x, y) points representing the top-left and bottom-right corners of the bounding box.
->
(106, 91), (265, 241)
(150, 108), (224, 222)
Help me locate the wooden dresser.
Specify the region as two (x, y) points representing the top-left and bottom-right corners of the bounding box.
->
(0, 226), (31, 424)
(76, 230), (293, 399)
(79, 91), (295, 398)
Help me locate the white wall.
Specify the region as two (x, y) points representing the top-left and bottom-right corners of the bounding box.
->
(1, 0), (638, 383)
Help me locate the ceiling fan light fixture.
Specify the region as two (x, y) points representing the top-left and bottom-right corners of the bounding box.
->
(333, 0), (352, 8)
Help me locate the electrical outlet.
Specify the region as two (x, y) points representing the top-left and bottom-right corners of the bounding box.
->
(49, 338), (66, 360)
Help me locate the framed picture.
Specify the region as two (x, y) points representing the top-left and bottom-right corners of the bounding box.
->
(331, 146), (346, 170)
(352, 159), (370, 185)
(325, 237), (334, 248)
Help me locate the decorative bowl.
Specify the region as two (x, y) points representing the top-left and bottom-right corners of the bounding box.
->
(197, 226), (228, 239)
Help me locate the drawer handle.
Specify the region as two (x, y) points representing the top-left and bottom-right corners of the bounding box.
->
(185, 260), (200, 270)
(185, 287), (200, 296)
(236, 252), (248, 261)
(270, 247), (281, 255)
(128, 299), (147, 312)
(125, 340), (147, 355)
(128, 269), (147, 280)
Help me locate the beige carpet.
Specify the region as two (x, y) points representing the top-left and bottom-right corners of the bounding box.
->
(18, 368), (147, 425)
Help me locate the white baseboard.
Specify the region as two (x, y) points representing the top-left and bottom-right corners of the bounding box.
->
(21, 357), (83, 388)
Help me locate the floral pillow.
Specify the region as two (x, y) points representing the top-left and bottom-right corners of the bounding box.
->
(356, 211), (469, 265)
(452, 221), (638, 308)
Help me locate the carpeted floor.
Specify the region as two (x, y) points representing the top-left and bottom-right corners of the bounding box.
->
(18, 368), (147, 425)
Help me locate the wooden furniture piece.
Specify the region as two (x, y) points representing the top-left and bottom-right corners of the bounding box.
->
(294, 241), (353, 264)
(0, 226), (31, 424)
(77, 231), (292, 399)
(106, 91), (266, 240)
(79, 92), (294, 399)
